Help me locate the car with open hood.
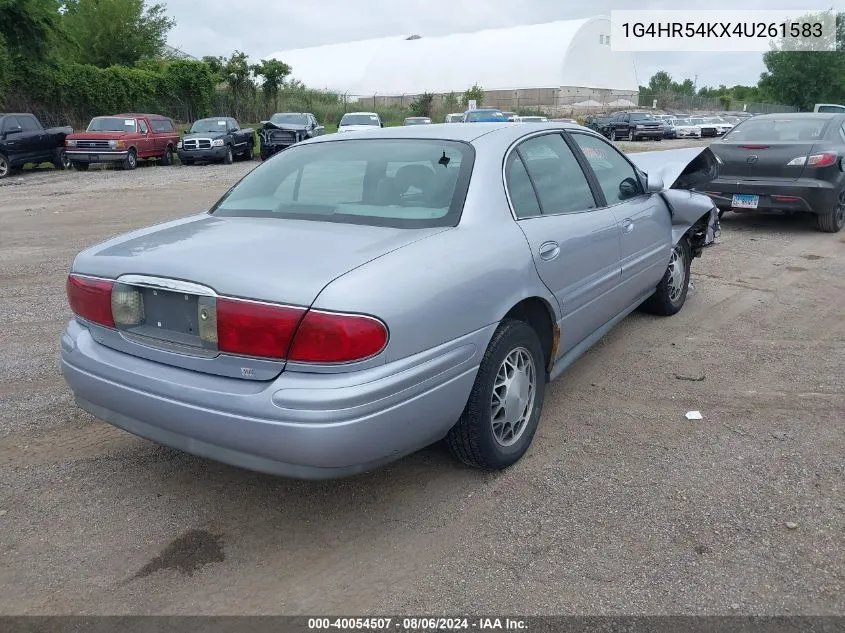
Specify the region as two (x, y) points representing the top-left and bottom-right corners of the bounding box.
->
(61, 122), (720, 479)
(177, 117), (255, 165)
(259, 112), (324, 160)
(704, 112), (845, 232)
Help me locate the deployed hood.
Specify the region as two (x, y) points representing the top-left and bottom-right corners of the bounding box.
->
(628, 146), (720, 190)
(261, 120), (308, 131)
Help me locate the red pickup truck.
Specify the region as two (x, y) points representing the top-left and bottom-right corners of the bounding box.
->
(65, 113), (179, 171)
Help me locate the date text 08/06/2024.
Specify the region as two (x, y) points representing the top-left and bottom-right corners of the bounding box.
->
(307, 617), (528, 631)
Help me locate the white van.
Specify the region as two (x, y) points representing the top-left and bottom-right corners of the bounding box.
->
(813, 104), (845, 113)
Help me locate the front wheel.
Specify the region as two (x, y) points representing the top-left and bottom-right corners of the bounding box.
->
(223, 146), (233, 165)
(816, 190), (845, 233)
(121, 149), (137, 171)
(446, 319), (546, 471)
(641, 238), (692, 316)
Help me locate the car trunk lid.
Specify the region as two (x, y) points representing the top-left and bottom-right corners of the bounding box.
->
(710, 141), (816, 179)
(72, 213), (448, 379)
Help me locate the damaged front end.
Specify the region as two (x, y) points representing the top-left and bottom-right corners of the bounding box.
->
(629, 146), (722, 257)
(259, 121), (308, 158)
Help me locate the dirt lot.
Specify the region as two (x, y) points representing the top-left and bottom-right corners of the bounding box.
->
(0, 138), (843, 616)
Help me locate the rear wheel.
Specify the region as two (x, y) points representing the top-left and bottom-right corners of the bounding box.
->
(244, 142), (254, 160)
(54, 148), (72, 170)
(446, 319), (545, 471)
(641, 238), (692, 316)
(816, 190), (845, 233)
(627, 129), (634, 141)
(160, 146), (173, 166)
(0, 153), (9, 178)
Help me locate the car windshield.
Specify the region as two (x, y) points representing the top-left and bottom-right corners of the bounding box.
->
(629, 113), (654, 121)
(723, 117), (830, 141)
(465, 110), (506, 122)
(404, 118), (430, 125)
(211, 139), (474, 228)
(671, 119), (689, 125)
(190, 118), (228, 133)
(689, 118), (705, 124)
(340, 114), (380, 126)
(271, 113), (308, 125)
(87, 117), (136, 133)
(816, 105), (845, 112)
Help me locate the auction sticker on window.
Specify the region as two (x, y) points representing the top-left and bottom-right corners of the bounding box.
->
(609, 10), (837, 52)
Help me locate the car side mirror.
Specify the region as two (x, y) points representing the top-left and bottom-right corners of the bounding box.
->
(645, 172), (664, 193)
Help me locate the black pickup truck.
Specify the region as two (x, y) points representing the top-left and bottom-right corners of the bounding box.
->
(0, 113), (73, 178)
(606, 111), (664, 142)
(584, 115), (613, 138)
(259, 112), (325, 160)
(177, 117), (255, 165)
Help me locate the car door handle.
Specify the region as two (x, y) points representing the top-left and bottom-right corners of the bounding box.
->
(621, 219), (635, 234)
(539, 241), (560, 261)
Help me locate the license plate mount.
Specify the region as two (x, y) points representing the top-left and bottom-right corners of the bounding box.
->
(732, 194), (759, 209)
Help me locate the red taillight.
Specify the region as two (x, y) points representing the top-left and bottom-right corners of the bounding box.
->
(773, 195), (801, 202)
(740, 145), (770, 150)
(806, 152), (837, 167)
(289, 310), (388, 364)
(67, 275), (115, 327)
(216, 297), (305, 359)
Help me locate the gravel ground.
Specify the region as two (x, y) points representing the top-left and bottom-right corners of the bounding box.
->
(0, 141), (843, 616)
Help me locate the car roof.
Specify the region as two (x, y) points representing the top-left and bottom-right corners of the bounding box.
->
(114, 113), (171, 120)
(303, 121), (590, 145)
(272, 112), (309, 115)
(343, 111), (379, 116)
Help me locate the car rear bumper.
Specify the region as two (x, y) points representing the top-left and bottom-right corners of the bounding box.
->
(177, 147), (228, 161)
(704, 177), (839, 215)
(66, 150), (128, 163)
(60, 319), (484, 479)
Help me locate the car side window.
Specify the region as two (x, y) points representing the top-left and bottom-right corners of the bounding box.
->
(570, 132), (645, 205)
(18, 115), (39, 132)
(840, 123), (845, 143)
(2, 116), (20, 131)
(505, 153), (542, 219)
(138, 120), (149, 134)
(514, 133), (596, 215)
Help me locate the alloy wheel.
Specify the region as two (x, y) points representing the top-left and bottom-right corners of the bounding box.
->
(667, 244), (687, 303)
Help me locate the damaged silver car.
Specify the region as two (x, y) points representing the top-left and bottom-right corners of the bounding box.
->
(61, 123), (719, 479)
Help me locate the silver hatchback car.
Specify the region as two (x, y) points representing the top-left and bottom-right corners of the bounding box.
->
(61, 123), (720, 479)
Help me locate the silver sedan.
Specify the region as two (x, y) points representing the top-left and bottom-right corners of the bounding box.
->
(61, 122), (720, 479)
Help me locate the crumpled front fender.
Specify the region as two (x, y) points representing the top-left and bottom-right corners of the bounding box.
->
(628, 146), (721, 250)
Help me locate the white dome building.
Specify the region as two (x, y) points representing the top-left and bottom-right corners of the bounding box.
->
(266, 17), (640, 113)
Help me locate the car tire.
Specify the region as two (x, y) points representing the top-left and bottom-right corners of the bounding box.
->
(816, 190), (845, 233)
(627, 129), (634, 141)
(243, 142), (254, 161)
(0, 153), (9, 179)
(446, 318), (546, 471)
(224, 146), (233, 165)
(160, 147), (173, 166)
(73, 162), (89, 171)
(54, 148), (72, 170)
(641, 238), (692, 316)
(121, 149), (137, 171)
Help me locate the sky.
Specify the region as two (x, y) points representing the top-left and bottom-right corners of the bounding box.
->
(164, 0), (830, 89)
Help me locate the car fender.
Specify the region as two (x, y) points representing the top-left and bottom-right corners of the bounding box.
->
(628, 146), (721, 247)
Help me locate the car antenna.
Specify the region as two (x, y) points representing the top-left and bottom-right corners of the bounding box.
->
(438, 151), (450, 167)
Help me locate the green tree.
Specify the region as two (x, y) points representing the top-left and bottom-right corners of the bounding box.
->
(463, 83), (484, 106)
(222, 51), (253, 119)
(675, 78), (695, 95)
(0, 0), (64, 80)
(60, 0), (174, 67)
(647, 70), (673, 93)
(410, 92), (434, 117)
(442, 92), (459, 112)
(759, 11), (845, 110)
(252, 58), (291, 112)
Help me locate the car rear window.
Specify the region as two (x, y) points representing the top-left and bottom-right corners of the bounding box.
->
(211, 139), (474, 228)
(151, 119), (175, 132)
(724, 117), (830, 141)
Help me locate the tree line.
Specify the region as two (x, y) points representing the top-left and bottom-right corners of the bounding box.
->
(640, 12), (845, 112)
